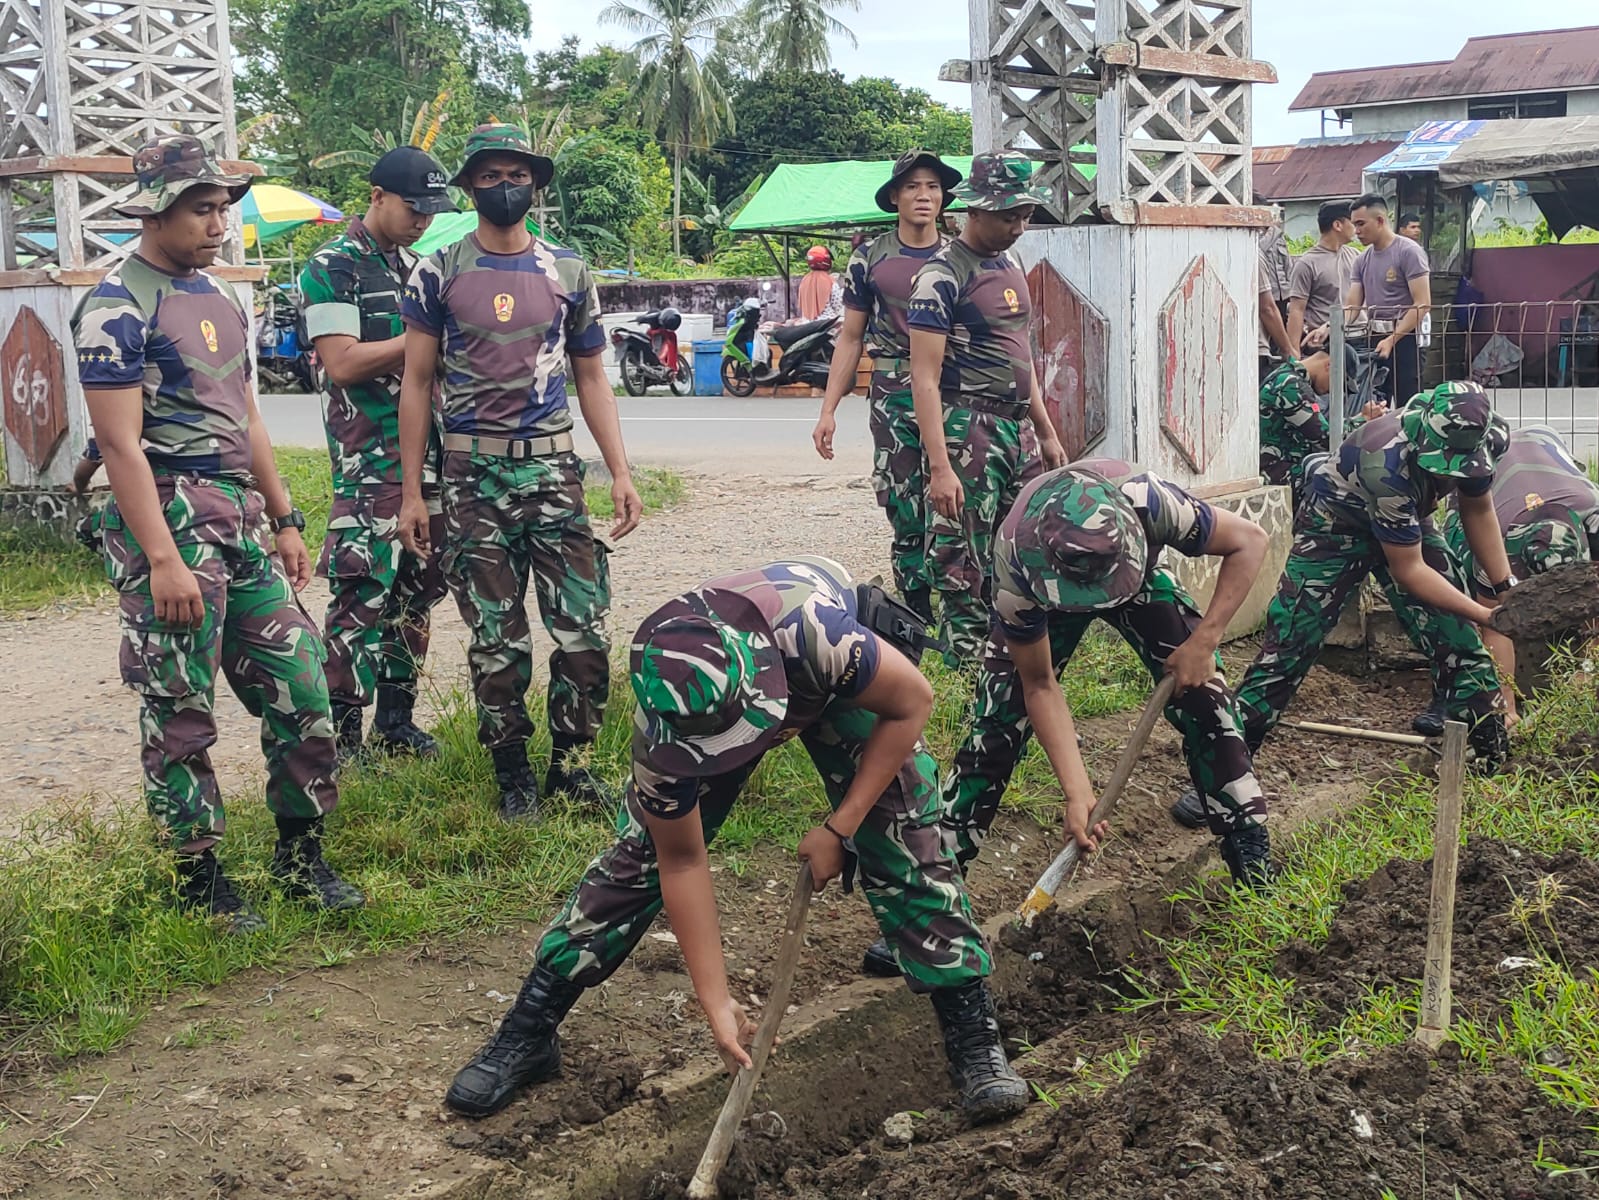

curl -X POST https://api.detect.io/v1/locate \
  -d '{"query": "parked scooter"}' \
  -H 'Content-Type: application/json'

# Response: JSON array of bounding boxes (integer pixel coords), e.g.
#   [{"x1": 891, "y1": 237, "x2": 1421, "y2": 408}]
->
[
  {"x1": 256, "y1": 286, "x2": 315, "y2": 393},
  {"x1": 719, "y1": 295, "x2": 837, "y2": 397},
  {"x1": 612, "y1": 307, "x2": 692, "y2": 396}
]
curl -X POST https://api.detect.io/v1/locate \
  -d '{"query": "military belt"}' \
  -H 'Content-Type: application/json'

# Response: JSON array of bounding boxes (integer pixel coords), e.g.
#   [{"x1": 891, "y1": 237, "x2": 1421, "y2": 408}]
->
[
  {"x1": 945, "y1": 394, "x2": 1030, "y2": 421},
  {"x1": 442, "y1": 431, "x2": 576, "y2": 459}
]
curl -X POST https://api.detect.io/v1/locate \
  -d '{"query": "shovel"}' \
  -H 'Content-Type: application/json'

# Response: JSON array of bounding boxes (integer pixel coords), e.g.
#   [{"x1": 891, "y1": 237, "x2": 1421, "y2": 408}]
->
[
  {"x1": 1489, "y1": 563, "x2": 1599, "y2": 643},
  {"x1": 686, "y1": 863, "x2": 816, "y2": 1199},
  {"x1": 1017, "y1": 674, "x2": 1178, "y2": 926}
]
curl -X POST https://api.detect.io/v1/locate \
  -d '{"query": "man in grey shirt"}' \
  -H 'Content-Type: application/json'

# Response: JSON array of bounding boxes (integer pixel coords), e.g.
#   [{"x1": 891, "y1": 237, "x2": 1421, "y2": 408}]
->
[
  {"x1": 1346, "y1": 192, "x2": 1430, "y2": 405},
  {"x1": 1287, "y1": 200, "x2": 1361, "y2": 353}
]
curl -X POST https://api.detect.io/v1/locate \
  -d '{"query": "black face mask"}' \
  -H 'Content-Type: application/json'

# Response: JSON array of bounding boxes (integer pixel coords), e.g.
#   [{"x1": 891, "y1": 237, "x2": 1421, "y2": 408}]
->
[{"x1": 473, "y1": 182, "x2": 534, "y2": 229}]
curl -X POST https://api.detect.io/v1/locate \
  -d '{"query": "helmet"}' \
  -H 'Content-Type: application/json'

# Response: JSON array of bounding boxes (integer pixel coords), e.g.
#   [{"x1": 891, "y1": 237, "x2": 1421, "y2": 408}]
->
[
  {"x1": 805, "y1": 245, "x2": 832, "y2": 270},
  {"x1": 742, "y1": 296, "x2": 763, "y2": 311},
  {"x1": 656, "y1": 306, "x2": 682, "y2": 331}
]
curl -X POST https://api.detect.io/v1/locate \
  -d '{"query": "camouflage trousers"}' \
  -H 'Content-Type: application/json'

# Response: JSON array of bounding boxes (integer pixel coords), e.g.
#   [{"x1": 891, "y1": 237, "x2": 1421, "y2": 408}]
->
[
  {"x1": 1236, "y1": 501, "x2": 1502, "y2": 748},
  {"x1": 441, "y1": 450, "x2": 609, "y2": 749},
  {"x1": 927, "y1": 400, "x2": 1042, "y2": 668},
  {"x1": 318, "y1": 485, "x2": 447, "y2": 707},
  {"x1": 99, "y1": 475, "x2": 337, "y2": 851},
  {"x1": 536, "y1": 700, "x2": 991, "y2": 993},
  {"x1": 945, "y1": 568, "x2": 1267, "y2": 853},
  {"x1": 868, "y1": 388, "x2": 929, "y2": 599}
]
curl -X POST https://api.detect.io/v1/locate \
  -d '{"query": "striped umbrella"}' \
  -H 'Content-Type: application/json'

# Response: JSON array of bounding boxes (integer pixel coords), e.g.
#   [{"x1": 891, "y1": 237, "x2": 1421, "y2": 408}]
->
[{"x1": 241, "y1": 184, "x2": 343, "y2": 248}]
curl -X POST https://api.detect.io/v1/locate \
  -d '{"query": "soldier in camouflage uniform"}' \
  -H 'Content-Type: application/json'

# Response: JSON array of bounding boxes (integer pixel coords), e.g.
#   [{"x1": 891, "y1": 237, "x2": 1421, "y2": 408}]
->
[
  {"x1": 72, "y1": 135, "x2": 363, "y2": 932},
  {"x1": 936, "y1": 461, "x2": 1277, "y2": 898},
  {"x1": 397, "y1": 125, "x2": 642, "y2": 820},
  {"x1": 1258, "y1": 360, "x2": 1331, "y2": 508},
  {"x1": 446, "y1": 558, "x2": 1031, "y2": 1124},
  {"x1": 1170, "y1": 384, "x2": 1517, "y2": 824},
  {"x1": 1402, "y1": 424, "x2": 1599, "y2": 730},
  {"x1": 909, "y1": 151, "x2": 1067, "y2": 667},
  {"x1": 299, "y1": 147, "x2": 455, "y2": 765},
  {"x1": 813, "y1": 150, "x2": 963, "y2": 620}
]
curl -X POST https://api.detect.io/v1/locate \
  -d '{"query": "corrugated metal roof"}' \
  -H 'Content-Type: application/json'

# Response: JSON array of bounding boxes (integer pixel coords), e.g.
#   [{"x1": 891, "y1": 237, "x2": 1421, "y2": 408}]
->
[
  {"x1": 1254, "y1": 139, "x2": 1401, "y2": 202},
  {"x1": 1291, "y1": 26, "x2": 1599, "y2": 112}
]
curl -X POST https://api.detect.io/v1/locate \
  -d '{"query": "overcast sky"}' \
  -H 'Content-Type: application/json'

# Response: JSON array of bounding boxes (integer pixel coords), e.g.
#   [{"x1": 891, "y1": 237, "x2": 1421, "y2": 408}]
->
[{"x1": 526, "y1": 0, "x2": 1588, "y2": 146}]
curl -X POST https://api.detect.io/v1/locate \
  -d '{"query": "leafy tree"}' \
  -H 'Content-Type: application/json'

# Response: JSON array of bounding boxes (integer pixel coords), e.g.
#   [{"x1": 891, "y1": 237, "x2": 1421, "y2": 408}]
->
[
  {"x1": 549, "y1": 134, "x2": 653, "y2": 261},
  {"x1": 601, "y1": 0, "x2": 737, "y2": 258},
  {"x1": 746, "y1": 0, "x2": 858, "y2": 74}
]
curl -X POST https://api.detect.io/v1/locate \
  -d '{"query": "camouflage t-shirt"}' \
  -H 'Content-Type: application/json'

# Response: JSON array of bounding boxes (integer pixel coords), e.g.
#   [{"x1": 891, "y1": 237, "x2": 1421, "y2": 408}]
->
[
  {"x1": 299, "y1": 216, "x2": 427, "y2": 493},
  {"x1": 401, "y1": 234, "x2": 606, "y2": 439},
  {"x1": 1444, "y1": 424, "x2": 1599, "y2": 578},
  {"x1": 1305, "y1": 412, "x2": 1492, "y2": 546},
  {"x1": 906, "y1": 237, "x2": 1034, "y2": 404},
  {"x1": 843, "y1": 230, "x2": 946, "y2": 399},
  {"x1": 1258, "y1": 361, "x2": 1327, "y2": 491},
  {"x1": 994, "y1": 458, "x2": 1216, "y2": 643},
  {"x1": 634, "y1": 556, "x2": 883, "y2": 817},
  {"x1": 72, "y1": 255, "x2": 252, "y2": 478}
]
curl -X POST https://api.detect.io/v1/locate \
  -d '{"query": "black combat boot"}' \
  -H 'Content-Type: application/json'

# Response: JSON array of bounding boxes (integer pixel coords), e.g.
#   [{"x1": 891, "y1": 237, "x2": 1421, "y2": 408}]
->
[
  {"x1": 175, "y1": 850, "x2": 266, "y2": 934},
  {"x1": 446, "y1": 966, "x2": 582, "y2": 1117},
  {"x1": 903, "y1": 586, "x2": 934, "y2": 625},
  {"x1": 1218, "y1": 824, "x2": 1277, "y2": 891},
  {"x1": 369, "y1": 682, "x2": 439, "y2": 758},
  {"x1": 1412, "y1": 694, "x2": 1448, "y2": 737},
  {"x1": 861, "y1": 937, "x2": 899, "y2": 978},
  {"x1": 331, "y1": 701, "x2": 364, "y2": 770},
  {"x1": 930, "y1": 980, "x2": 1030, "y2": 1123},
  {"x1": 544, "y1": 733, "x2": 613, "y2": 807},
  {"x1": 270, "y1": 817, "x2": 366, "y2": 911},
  {"x1": 1469, "y1": 711, "x2": 1509, "y2": 772},
  {"x1": 1169, "y1": 788, "x2": 1208, "y2": 830},
  {"x1": 492, "y1": 744, "x2": 540, "y2": 822}
]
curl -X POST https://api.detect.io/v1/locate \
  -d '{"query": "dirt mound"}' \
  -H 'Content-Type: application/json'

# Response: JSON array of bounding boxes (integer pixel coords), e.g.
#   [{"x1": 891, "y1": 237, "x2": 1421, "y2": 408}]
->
[
  {"x1": 1493, "y1": 564, "x2": 1599, "y2": 643},
  {"x1": 1277, "y1": 840, "x2": 1599, "y2": 1022},
  {"x1": 766, "y1": 1028, "x2": 1596, "y2": 1200}
]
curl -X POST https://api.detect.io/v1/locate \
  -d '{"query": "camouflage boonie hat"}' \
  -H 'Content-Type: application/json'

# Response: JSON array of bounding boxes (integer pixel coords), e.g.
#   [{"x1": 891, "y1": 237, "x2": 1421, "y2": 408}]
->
[
  {"x1": 450, "y1": 124, "x2": 554, "y2": 190},
  {"x1": 115, "y1": 134, "x2": 252, "y2": 218},
  {"x1": 874, "y1": 149, "x2": 963, "y2": 213},
  {"x1": 1506, "y1": 503, "x2": 1594, "y2": 575},
  {"x1": 1400, "y1": 381, "x2": 1510, "y2": 480},
  {"x1": 1008, "y1": 468, "x2": 1150, "y2": 611},
  {"x1": 951, "y1": 151, "x2": 1054, "y2": 212},
  {"x1": 629, "y1": 589, "x2": 788, "y2": 777}
]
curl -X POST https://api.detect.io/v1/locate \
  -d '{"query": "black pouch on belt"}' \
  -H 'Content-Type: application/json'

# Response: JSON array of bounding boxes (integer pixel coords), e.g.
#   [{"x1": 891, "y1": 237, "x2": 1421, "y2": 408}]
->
[{"x1": 855, "y1": 581, "x2": 946, "y2": 665}]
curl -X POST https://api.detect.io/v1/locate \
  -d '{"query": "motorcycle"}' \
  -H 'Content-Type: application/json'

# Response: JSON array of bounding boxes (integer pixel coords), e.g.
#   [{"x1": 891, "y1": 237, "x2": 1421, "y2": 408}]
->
[
  {"x1": 719, "y1": 296, "x2": 837, "y2": 397},
  {"x1": 256, "y1": 286, "x2": 316, "y2": 393},
  {"x1": 612, "y1": 307, "x2": 692, "y2": 396}
]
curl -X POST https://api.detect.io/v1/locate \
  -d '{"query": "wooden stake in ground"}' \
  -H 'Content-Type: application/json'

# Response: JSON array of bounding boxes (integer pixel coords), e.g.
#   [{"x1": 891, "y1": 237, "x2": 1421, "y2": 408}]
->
[
  {"x1": 1017, "y1": 675, "x2": 1177, "y2": 926},
  {"x1": 1416, "y1": 719, "x2": 1469, "y2": 1051},
  {"x1": 687, "y1": 863, "x2": 816, "y2": 1199}
]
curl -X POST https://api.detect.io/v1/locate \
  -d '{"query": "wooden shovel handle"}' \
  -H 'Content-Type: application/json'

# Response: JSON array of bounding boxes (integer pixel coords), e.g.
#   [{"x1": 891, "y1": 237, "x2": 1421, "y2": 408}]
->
[{"x1": 686, "y1": 863, "x2": 816, "y2": 1199}]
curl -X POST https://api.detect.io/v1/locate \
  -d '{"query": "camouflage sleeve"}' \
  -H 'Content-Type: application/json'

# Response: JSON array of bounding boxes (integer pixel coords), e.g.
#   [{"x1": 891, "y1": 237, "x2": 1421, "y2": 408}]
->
[
  {"x1": 793, "y1": 590, "x2": 880, "y2": 698},
  {"x1": 299, "y1": 249, "x2": 362, "y2": 341},
  {"x1": 841, "y1": 245, "x2": 872, "y2": 312},
  {"x1": 1458, "y1": 475, "x2": 1493, "y2": 500},
  {"x1": 564, "y1": 258, "x2": 606, "y2": 359},
  {"x1": 1124, "y1": 472, "x2": 1216, "y2": 557},
  {"x1": 401, "y1": 254, "x2": 446, "y2": 337},
  {"x1": 1359, "y1": 451, "x2": 1423, "y2": 546},
  {"x1": 72, "y1": 281, "x2": 148, "y2": 389},
  {"x1": 905, "y1": 258, "x2": 959, "y2": 334},
  {"x1": 631, "y1": 763, "x2": 703, "y2": 820},
  {"x1": 992, "y1": 540, "x2": 1049, "y2": 643}
]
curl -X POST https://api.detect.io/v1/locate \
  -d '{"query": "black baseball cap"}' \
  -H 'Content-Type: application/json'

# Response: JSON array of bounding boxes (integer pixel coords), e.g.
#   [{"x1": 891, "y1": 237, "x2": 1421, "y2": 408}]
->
[{"x1": 369, "y1": 147, "x2": 454, "y2": 215}]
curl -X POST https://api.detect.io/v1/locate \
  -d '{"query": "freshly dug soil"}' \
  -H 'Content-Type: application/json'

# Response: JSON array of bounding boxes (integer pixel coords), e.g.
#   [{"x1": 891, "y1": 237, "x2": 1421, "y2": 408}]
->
[
  {"x1": 1493, "y1": 564, "x2": 1599, "y2": 643},
  {"x1": 1278, "y1": 840, "x2": 1599, "y2": 1024},
  {"x1": 767, "y1": 1027, "x2": 1598, "y2": 1200}
]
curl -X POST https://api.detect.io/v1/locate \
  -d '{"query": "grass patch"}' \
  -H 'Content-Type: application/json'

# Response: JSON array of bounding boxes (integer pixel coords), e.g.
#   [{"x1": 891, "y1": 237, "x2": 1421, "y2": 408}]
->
[
  {"x1": 1, "y1": 448, "x2": 687, "y2": 613},
  {"x1": 1138, "y1": 651, "x2": 1599, "y2": 1117}
]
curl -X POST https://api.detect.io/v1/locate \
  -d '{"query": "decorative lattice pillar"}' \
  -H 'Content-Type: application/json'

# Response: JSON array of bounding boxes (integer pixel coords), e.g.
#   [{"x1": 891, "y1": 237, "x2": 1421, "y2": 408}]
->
[{"x1": 0, "y1": 1, "x2": 259, "y2": 488}]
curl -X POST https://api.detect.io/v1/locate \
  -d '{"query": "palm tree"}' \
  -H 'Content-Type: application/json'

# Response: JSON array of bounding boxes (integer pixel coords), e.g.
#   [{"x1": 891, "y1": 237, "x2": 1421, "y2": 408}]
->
[
  {"x1": 601, "y1": 0, "x2": 736, "y2": 258},
  {"x1": 748, "y1": 0, "x2": 859, "y2": 74}
]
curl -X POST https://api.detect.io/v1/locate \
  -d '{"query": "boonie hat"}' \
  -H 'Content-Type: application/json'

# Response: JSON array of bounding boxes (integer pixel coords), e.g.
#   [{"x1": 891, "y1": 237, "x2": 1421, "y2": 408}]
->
[
  {"x1": 875, "y1": 149, "x2": 963, "y2": 213},
  {"x1": 451, "y1": 124, "x2": 554, "y2": 191},
  {"x1": 115, "y1": 134, "x2": 252, "y2": 218},
  {"x1": 951, "y1": 151, "x2": 1054, "y2": 213},
  {"x1": 1506, "y1": 503, "x2": 1593, "y2": 575},
  {"x1": 629, "y1": 589, "x2": 788, "y2": 777},
  {"x1": 1001, "y1": 467, "x2": 1150, "y2": 612},
  {"x1": 1400, "y1": 381, "x2": 1511, "y2": 480}
]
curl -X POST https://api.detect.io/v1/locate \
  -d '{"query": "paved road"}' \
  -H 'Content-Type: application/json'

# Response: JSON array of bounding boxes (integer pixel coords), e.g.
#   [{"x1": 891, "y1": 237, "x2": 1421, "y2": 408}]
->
[{"x1": 258, "y1": 392, "x2": 874, "y2": 477}]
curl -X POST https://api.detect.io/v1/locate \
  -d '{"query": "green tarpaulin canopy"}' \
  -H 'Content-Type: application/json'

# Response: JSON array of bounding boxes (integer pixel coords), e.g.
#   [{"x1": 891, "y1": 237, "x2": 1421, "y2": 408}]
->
[
  {"x1": 729, "y1": 152, "x2": 1096, "y2": 235},
  {"x1": 410, "y1": 211, "x2": 559, "y2": 255}
]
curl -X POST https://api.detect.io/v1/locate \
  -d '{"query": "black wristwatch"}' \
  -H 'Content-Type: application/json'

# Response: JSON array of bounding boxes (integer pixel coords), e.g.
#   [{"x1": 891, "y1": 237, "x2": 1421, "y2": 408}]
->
[
  {"x1": 1477, "y1": 574, "x2": 1518, "y2": 598},
  {"x1": 271, "y1": 508, "x2": 307, "y2": 534}
]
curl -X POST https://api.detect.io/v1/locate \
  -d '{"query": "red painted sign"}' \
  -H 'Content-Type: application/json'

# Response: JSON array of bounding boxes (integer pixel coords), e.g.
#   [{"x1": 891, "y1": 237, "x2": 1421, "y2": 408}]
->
[
  {"x1": 1158, "y1": 256, "x2": 1238, "y2": 473},
  {"x1": 1027, "y1": 260, "x2": 1108, "y2": 460},
  {"x1": 2, "y1": 307, "x2": 69, "y2": 474}
]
